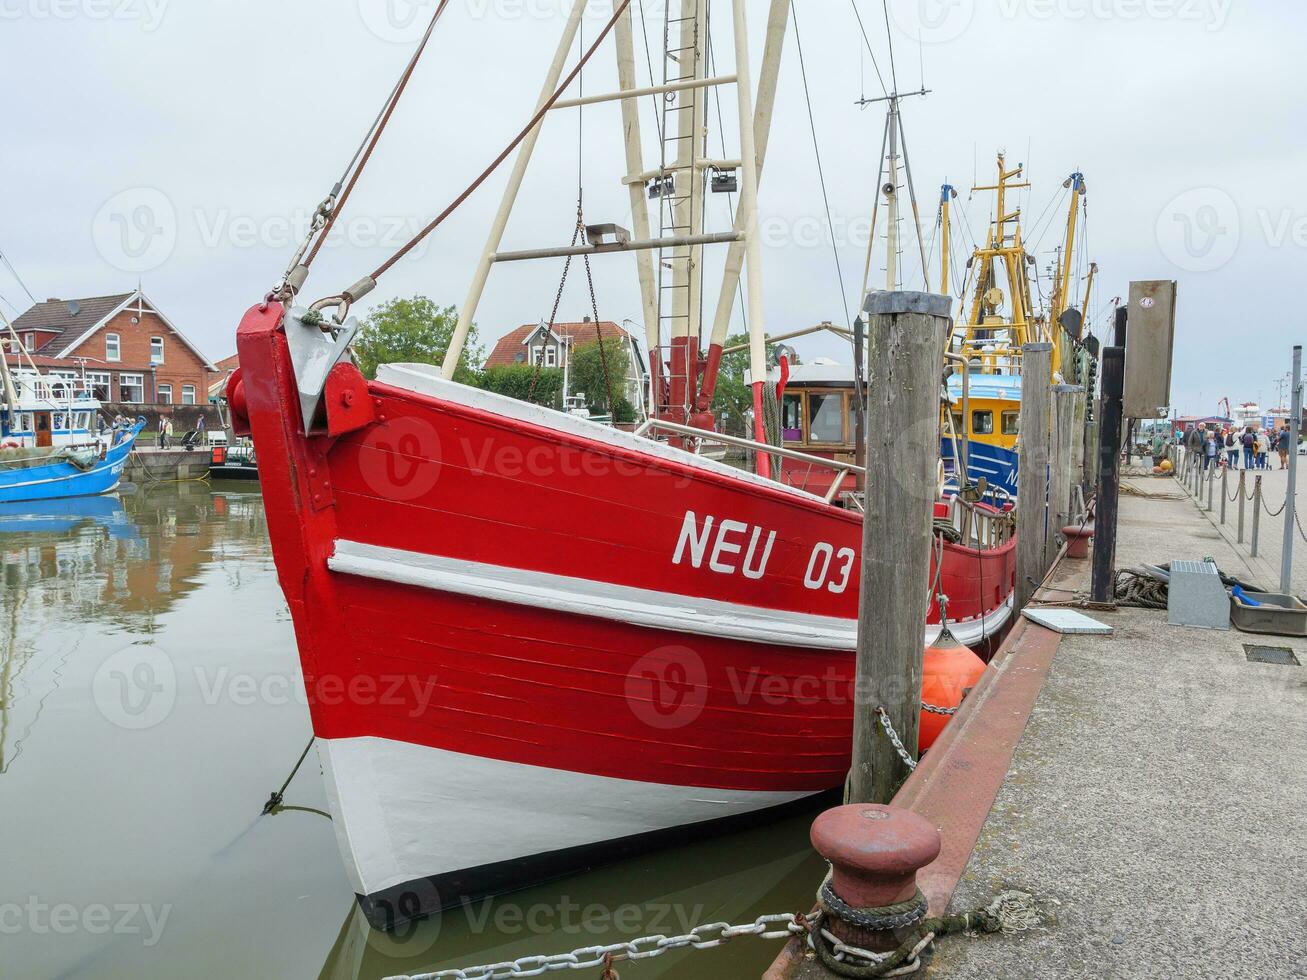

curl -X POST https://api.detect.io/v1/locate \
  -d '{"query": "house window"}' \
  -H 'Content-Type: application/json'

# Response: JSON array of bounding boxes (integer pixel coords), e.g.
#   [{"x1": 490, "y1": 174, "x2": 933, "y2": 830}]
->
[
  {"x1": 119, "y1": 374, "x2": 145, "y2": 403},
  {"x1": 972, "y1": 410, "x2": 994, "y2": 435},
  {"x1": 106, "y1": 333, "x2": 121, "y2": 362},
  {"x1": 86, "y1": 372, "x2": 111, "y2": 401},
  {"x1": 1001, "y1": 410, "x2": 1020, "y2": 435},
  {"x1": 24, "y1": 332, "x2": 35, "y2": 351},
  {"x1": 808, "y1": 392, "x2": 846, "y2": 444},
  {"x1": 157, "y1": 384, "x2": 173, "y2": 405},
  {"x1": 544, "y1": 345, "x2": 558, "y2": 367},
  {"x1": 182, "y1": 384, "x2": 196, "y2": 406},
  {"x1": 150, "y1": 337, "x2": 165, "y2": 364}
]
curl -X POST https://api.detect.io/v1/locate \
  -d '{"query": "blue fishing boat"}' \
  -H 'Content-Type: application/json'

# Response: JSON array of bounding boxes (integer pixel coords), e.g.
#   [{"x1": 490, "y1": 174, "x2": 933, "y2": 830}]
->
[{"x1": 0, "y1": 363, "x2": 144, "y2": 503}]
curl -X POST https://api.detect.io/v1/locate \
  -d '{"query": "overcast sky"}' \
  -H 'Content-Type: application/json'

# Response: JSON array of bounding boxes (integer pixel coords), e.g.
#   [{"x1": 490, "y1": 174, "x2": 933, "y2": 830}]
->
[{"x1": 1, "y1": 0, "x2": 1303, "y2": 415}]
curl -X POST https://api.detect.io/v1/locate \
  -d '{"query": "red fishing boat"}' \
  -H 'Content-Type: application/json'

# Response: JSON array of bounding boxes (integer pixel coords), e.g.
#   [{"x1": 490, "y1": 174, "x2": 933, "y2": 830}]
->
[{"x1": 231, "y1": 1, "x2": 1017, "y2": 929}]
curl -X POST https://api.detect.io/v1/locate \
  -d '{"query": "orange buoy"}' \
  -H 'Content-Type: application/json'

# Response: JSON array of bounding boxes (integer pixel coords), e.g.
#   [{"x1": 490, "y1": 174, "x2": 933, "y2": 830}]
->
[{"x1": 919, "y1": 627, "x2": 987, "y2": 750}]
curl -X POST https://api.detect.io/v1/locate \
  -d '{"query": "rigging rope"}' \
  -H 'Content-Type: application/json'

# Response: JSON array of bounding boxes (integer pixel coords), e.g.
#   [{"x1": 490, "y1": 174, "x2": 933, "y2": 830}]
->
[
  {"x1": 365, "y1": 0, "x2": 633, "y2": 284},
  {"x1": 792, "y1": 1, "x2": 852, "y2": 329},
  {"x1": 302, "y1": 0, "x2": 452, "y2": 272}
]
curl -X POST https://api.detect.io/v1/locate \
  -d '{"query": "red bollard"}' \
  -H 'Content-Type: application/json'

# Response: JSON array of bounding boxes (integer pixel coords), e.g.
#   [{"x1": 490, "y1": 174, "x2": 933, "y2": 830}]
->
[
  {"x1": 1061, "y1": 523, "x2": 1094, "y2": 559},
  {"x1": 810, "y1": 805, "x2": 941, "y2": 954}
]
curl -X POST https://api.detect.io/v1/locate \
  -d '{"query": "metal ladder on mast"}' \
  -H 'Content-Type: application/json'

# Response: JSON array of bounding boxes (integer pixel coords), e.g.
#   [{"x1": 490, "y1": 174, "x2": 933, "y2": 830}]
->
[{"x1": 654, "y1": 0, "x2": 705, "y2": 412}]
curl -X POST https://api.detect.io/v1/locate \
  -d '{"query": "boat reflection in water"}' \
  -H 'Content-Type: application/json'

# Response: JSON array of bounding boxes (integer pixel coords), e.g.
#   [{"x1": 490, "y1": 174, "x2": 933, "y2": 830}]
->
[{"x1": 316, "y1": 809, "x2": 824, "y2": 980}]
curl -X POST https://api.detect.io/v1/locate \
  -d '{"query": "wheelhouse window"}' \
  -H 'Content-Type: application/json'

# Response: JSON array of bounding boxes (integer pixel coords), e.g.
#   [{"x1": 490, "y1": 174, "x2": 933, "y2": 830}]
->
[
  {"x1": 106, "y1": 333, "x2": 121, "y2": 362},
  {"x1": 781, "y1": 393, "x2": 803, "y2": 442},
  {"x1": 150, "y1": 336, "x2": 165, "y2": 364},
  {"x1": 157, "y1": 384, "x2": 173, "y2": 405},
  {"x1": 182, "y1": 384, "x2": 196, "y2": 406},
  {"x1": 808, "y1": 392, "x2": 846, "y2": 444},
  {"x1": 1001, "y1": 410, "x2": 1019, "y2": 435},
  {"x1": 86, "y1": 372, "x2": 111, "y2": 401},
  {"x1": 972, "y1": 410, "x2": 994, "y2": 435},
  {"x1": 118, "y1": 374, "x2": 145, "y2": 403}
]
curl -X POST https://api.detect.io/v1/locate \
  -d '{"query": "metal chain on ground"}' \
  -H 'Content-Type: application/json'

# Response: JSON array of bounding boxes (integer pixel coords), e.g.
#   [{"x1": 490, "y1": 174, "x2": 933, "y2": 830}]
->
[
  {"x1": 385, "y1": 914, "x2": 809, "y2": 980},
  {"x1": 876, "y1": 707, "x2": 917, "y2": 772},
  {"x1": 810, "y1": 889, "x2": 1039, "y2": 978}
]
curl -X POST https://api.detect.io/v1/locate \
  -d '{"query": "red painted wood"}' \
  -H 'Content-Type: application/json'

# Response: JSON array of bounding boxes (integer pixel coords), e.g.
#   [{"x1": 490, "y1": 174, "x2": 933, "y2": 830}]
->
[{"x1": 237, "y1": 301, "x2": 1017, "y2": 794}]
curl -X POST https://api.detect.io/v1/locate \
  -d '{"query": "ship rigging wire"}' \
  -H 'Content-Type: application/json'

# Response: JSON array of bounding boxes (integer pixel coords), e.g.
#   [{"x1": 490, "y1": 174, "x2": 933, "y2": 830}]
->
[
  {"x1": 303, "y1": 0, "x2": 452, "y2": 272},
  {"x1": 361, "y1": 1, "x2": 634, "y2": 287},
  {"x1": 792, "y1": 0, "x2": 852, "y2": 329},
  {"x1": 0, "y1": 246, "x2": 38, "y2": 306},
  {"x1": 848, "y1": 0, "x2": 890, "y2": 99}
]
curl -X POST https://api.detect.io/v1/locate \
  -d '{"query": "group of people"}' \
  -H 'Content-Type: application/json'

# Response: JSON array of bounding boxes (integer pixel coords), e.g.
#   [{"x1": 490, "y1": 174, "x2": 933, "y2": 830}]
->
[
  {"x1": 156, "y1": 414, "x2": 205, "y2": 450},
  {"x1": 1185, "y1": 424, "x2": 1295, "y2": 471}
]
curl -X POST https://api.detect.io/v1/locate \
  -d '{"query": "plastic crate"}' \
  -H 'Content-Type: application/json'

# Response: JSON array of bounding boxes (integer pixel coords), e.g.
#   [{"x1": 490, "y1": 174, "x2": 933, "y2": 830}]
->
[{"x1": 1229, "y1": 591, "x2": 1307, "y2": 637}]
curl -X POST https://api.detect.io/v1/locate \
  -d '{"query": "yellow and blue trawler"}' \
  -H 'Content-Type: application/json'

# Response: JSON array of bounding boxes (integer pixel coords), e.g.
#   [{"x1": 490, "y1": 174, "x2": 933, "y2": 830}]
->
[{"x1": 940, "y1": 153, "x2": 1097, "y2": 500}]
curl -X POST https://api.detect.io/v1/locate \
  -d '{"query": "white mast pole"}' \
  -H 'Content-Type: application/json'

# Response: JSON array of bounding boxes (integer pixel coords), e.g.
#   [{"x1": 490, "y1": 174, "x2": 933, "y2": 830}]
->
[
  {"x1": 442, "y1": 0, "x2": 588, "y2": 380},
  {"x1": 731, "y1": 0, "x2": 770, "y2": 473},
  {"x1": 704, "y1": 0, "x2": 789, "y2": 355},
  {"x1": 884, "y1": 97, "x2": 900, "y2": 290},
  {"x1": 613, "y1": 5, "x2": 660, "y2": 359}
]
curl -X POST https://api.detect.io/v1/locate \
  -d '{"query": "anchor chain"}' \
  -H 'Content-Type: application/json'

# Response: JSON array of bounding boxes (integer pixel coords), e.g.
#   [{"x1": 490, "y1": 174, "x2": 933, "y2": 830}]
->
[{"x1": 385, "y1": 913, "x2": 809, "y2": 980}]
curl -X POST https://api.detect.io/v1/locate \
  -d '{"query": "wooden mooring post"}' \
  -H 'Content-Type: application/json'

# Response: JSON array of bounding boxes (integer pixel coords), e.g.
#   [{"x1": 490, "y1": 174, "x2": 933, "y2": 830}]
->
[
  {"x1": 849, "y1": 291, "x2": 950, "y2": 805},
  {"x1": 1015, "y1": 343, "x2": 1053, "y2": 612},
  {"x1": 1048, "y1": 384, "x2": 1084, "y2": 563}
]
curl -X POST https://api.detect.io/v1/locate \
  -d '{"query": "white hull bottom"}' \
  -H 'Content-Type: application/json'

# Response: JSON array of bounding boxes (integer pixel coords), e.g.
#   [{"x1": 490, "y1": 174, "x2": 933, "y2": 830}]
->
[{"x1": 317, "y1": 737, "x2": 817, "y2": 926}]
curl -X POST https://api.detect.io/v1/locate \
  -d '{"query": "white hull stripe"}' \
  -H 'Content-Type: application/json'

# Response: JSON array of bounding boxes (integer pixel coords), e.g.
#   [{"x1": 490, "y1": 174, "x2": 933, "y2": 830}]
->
[
  {"x1": 328, "y1": 540, "x2": 1013, "y2": 650},
  {"x1": 317, "y1": 736, "x2": 813, "y2": 897}
]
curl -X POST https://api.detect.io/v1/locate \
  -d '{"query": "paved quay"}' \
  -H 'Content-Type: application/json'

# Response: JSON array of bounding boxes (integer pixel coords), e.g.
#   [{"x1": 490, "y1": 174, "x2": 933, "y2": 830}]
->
[{"x1": 774, "y1": 478, "x2": 1307, "y2": 980}]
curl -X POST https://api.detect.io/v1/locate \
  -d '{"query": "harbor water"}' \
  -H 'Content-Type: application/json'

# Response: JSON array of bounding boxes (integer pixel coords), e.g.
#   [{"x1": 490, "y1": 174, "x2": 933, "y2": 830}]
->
[{"x1": 0, "y1": 483, "x2": 824, "y2": 979}]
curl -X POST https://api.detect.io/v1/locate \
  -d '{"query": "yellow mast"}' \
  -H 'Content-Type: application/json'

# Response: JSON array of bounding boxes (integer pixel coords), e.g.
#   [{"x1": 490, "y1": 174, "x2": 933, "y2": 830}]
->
[
  {"x1": 957, "y1": 153, "x2": 1034, "y2": 373},
  {"x1": 1048, "y1": 172, "x2": 1086, "y2": 377}
]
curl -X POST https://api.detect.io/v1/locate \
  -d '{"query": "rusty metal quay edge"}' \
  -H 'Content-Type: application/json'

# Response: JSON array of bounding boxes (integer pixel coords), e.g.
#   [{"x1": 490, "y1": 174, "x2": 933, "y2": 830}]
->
[{"x1": 763, "y1": 570, "x2": 1070, "y2": 980}]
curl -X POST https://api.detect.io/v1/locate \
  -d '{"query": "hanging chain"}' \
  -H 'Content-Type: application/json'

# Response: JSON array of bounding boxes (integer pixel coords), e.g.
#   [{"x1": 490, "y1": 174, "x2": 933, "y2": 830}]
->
[
  {"x1": 877, "y1": 707, "x2": 917, "y2": 772},
  {"x1": 384, "y1": 914, "x2": 808, "y2": 980}
]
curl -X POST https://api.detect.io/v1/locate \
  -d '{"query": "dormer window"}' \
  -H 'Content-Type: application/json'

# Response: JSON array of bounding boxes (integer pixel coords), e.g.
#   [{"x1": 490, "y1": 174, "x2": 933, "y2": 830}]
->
[
  {"x1": 23, "y1": 332, "x2": 35, "y2": 351},
  {"x1": 106, "y1": 333, "x2": 121, "y2": 362}
]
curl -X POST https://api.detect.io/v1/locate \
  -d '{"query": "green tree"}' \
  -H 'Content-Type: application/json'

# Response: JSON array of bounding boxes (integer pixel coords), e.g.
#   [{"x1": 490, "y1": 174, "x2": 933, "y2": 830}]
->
[
  {"x1": 570, "y1": 337, "x2": 629, "y2": 415},
  {"x1": 353, "y1": 296, "x2": 483, "y2": 383},
  {"x1": 710, "y1": 333, "x2": 801, "y2": 435},
  {"x1": 479, "y1": 363, "x2": 565, "y2": 408}
]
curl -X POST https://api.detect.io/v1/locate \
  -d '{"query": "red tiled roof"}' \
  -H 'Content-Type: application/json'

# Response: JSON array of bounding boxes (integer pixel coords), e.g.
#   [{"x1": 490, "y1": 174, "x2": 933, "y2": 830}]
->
[
  {"x1": 10, "y1": 293, "x2": 135, "y2": 354},
  {"x1": 484, "y1": 320, "x2": 629, "y2": 369},
  {"x1": 215, "y1": 353, "x2": 239, "y2": 371}
]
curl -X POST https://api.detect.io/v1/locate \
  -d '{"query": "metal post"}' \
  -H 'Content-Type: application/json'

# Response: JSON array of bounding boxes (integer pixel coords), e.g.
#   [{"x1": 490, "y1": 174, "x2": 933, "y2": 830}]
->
[
  {"x1": 1015, "y1": 343, "x2": 1054, "y2": 612},
  {"x1": 1207, "y1": 458, "x2": 1215, "y2": 511},
  {"x1": 1252, "y1": 475, "x2": 1262, "y2": 558},
  {"x1": 1090, "y1": 346, "x2": 1125, "y2": 603},
  {"x1": 1238, "y1": 469, "x2": 1247, "y2": 543},
  {"x1": 1220, "y1": 465, "x2": 1228, "y2": 524},
  {"x1": 1281, "y1": 345, "x2": 1302, "y2": 594},
  {"x1": 613, "y1": 5, "x2": 660, "y2": 358},
  {"x1": 849, "y1": 291, "x2": 950, "y2": 805},
  {"x1": 1047, "y1": 384, "x2": 1082, "y2": 567},
  {"x1": 704, "y1": 0, "x2": 789, "y2": 357},
  {"x1": 444, "y1": 0, "x2": 587, "y2": 379}
]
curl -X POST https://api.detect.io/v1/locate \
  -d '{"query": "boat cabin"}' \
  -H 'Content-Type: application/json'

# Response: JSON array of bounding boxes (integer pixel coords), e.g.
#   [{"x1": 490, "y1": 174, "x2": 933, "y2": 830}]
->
[{"x1": 1, "y1": 370, "x2": 103, "y2": 450}]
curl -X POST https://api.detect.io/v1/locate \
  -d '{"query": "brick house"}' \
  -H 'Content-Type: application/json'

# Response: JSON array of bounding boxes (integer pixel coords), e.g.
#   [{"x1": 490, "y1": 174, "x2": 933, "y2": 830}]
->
[
  {"x1": 4, "y1": 289, "x2": 218, "y2": 410},
  {"x1": 485, "y1": 317, "x2": 634, "y2": 371}
]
